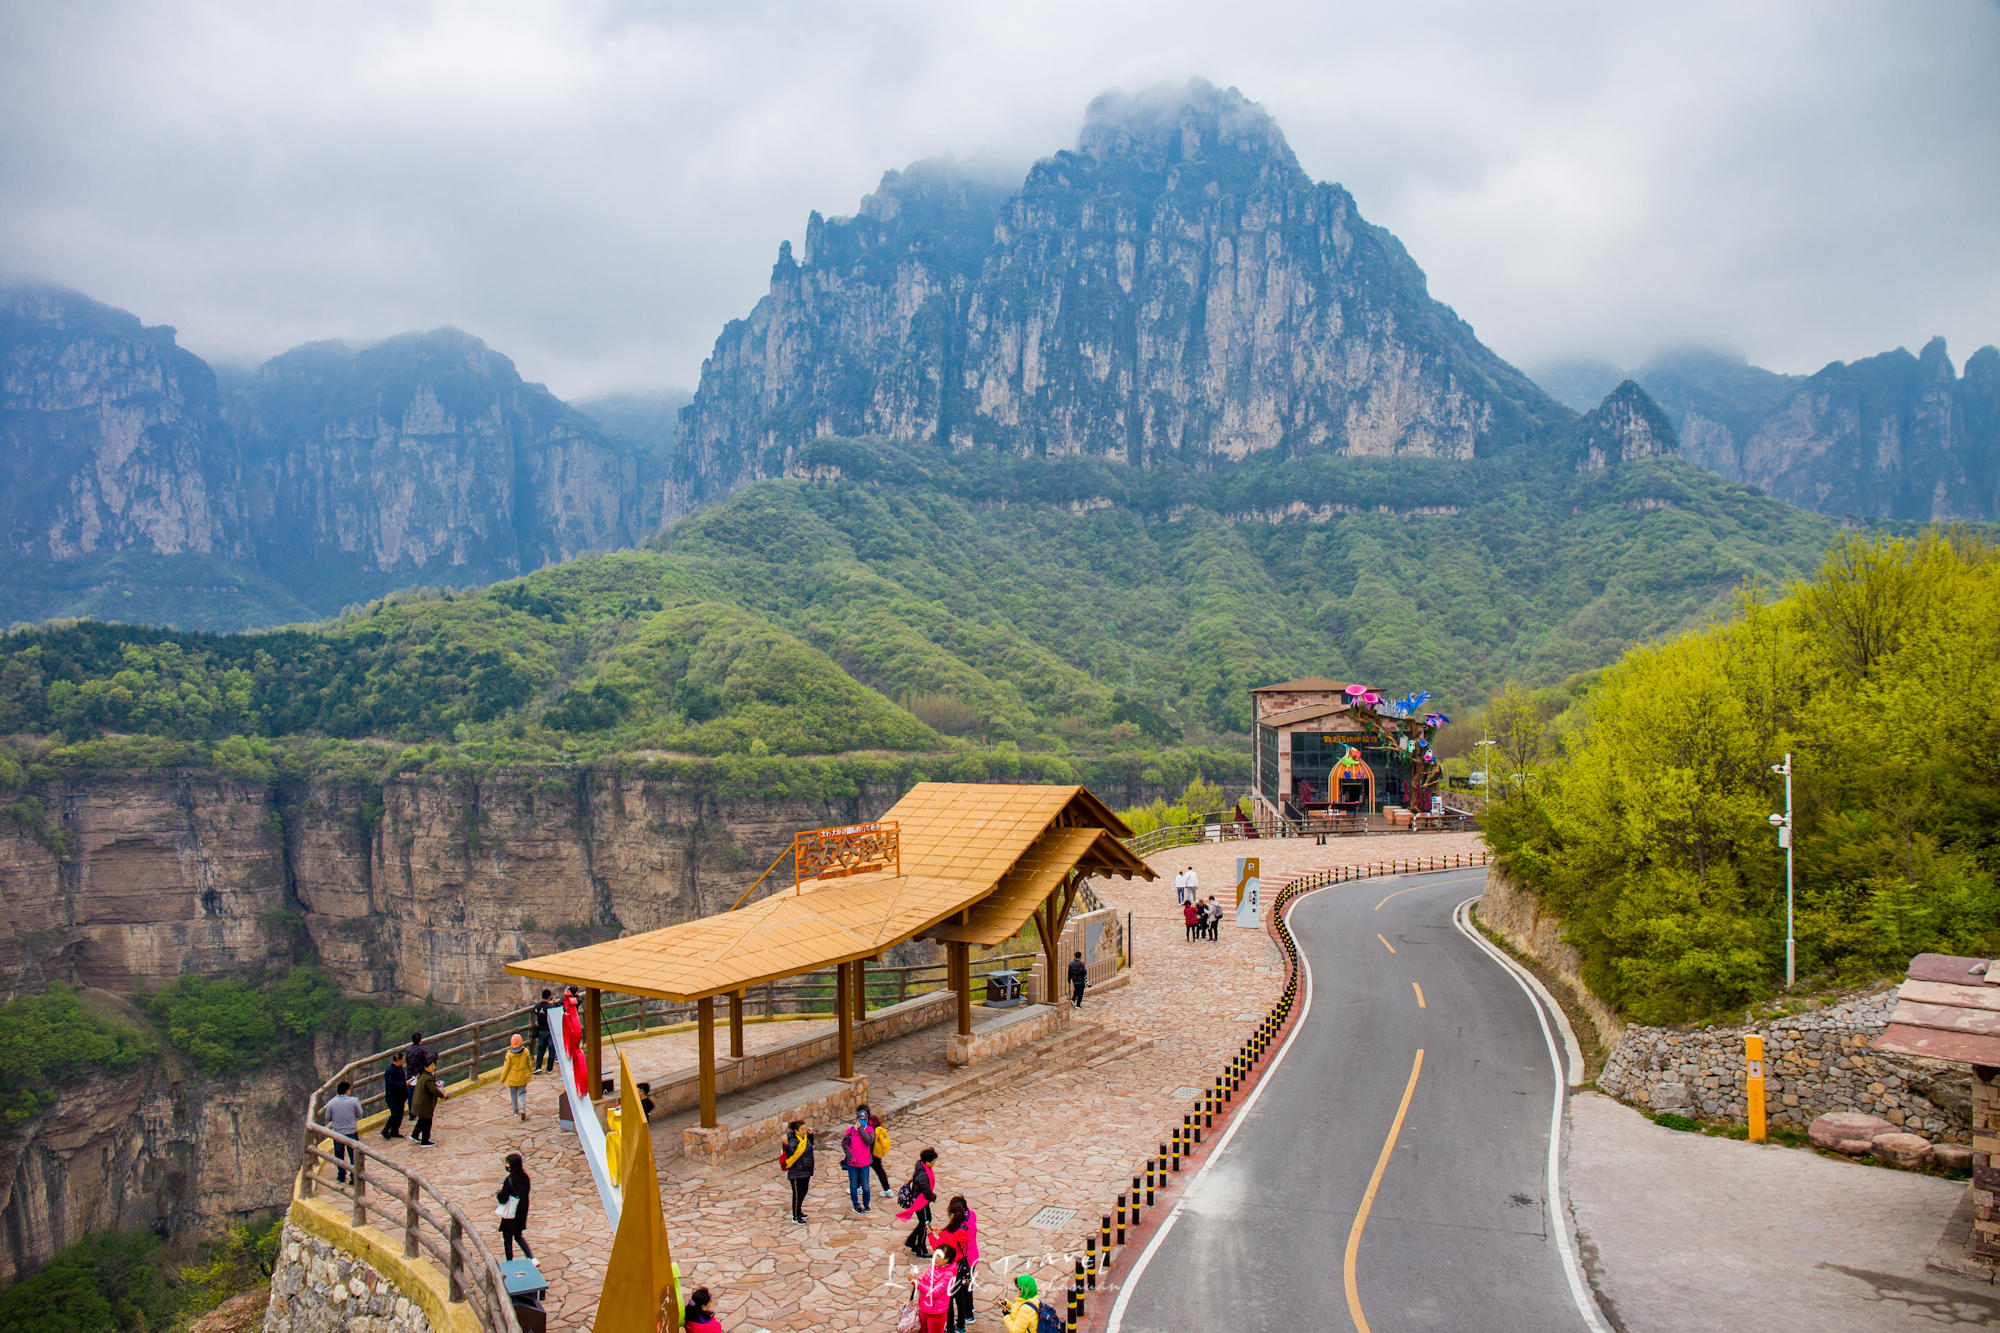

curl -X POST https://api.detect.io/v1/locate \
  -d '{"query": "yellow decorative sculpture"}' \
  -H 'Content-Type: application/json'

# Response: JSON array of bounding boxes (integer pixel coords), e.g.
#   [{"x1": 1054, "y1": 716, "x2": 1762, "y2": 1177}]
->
[
  {"x1": 595, "y1": 1051, "x2": 679, "y2": 1333},
  {"x1": 604, "y1": 1106, "x2": 624, "y2": 1186}
]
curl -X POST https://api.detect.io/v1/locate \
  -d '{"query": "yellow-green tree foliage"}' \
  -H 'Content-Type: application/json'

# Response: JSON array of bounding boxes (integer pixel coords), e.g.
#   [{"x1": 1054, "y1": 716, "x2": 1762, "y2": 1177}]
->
[{"x1": 1486, "y1": 530, "x2": 2000, "y2": 1023}]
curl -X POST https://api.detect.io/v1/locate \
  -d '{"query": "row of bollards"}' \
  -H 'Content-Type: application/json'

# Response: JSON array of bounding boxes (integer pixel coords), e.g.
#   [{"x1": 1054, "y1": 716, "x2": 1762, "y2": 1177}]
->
[{"x1": 1063, "y1": 870, "x2": 1330, "y2": 1331}]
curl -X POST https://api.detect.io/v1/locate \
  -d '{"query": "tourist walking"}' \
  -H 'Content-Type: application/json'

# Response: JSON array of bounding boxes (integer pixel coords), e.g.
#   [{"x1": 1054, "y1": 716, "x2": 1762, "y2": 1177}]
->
[
  {"x1": 934, "y1": 1196, "x2": 979, "y2": 1333},
  {"x1": 898, "y1": 1147, "x2": 939, "y2": 1255},
  {"x1": 860, "y1": 1104, "x2": 892, "y2": 1194},
  {"x1": 1173, "y1": 867, "x2": 1189, "y2": 905},
  {"x1": 1182, "y1": 899, "x2": 1199, "y2": 942},
  {"x1": 501, "y1": 1034, "x2": 531, "y2": 1121},
  {"x1": 1067, "y1": 952, "x2": 1088, "y2": 1008},
  {"x1": 495, "y1": 1152, "x2": 532, "y2": 1260},
  {"x1": 323, "y1": 1081, "x2": 363, "y2": 1183},
  {"x1": 405, "y1": 1031, "x2": 433, "y2": 1076},
  {"x1": 530, "y1": 990, "x2": 556, "y2": 1073},
  {"x1": 1184, "y1": 864, "x2": 1199, "y2": 904},
  {"x1": 1206, "y1": 895, "x2": 1222, "y2": 940},
  {"x1": 781, "y1": 1120, "x2": 815, "y2": 1224},
  {"x1": 995, "y1": 1275, "x2": 1045, "y2": 1333},
  {"x1": 381, "y1": 1052, "x2": 408, "y2": 1139},
  {"x1": 681, "y1": 1288, "x2": 721, "y2": 1333},
  {"x1": 410, "y1": 1058, "x2": 447, "y2": 1146},
  {"x1": 840, "y1": 1108, "x2": 874, "y2": 1212}
]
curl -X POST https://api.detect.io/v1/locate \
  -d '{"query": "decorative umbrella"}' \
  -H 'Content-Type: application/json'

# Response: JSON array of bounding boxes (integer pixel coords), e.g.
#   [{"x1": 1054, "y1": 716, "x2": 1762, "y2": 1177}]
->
[{"x1": 1344, "y1": 684, "x2": 1368, "y2": 697}]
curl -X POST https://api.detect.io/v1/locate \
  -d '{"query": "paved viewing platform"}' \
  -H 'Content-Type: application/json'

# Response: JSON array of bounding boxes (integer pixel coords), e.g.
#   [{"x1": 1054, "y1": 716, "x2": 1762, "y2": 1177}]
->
[{"x1": 347, "y1": 829, "x2": 1484, "y2": 1331}]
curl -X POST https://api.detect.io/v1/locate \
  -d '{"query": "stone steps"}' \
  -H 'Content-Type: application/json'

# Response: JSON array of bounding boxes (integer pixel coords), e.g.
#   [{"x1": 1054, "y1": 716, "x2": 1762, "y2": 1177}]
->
[{"x1": 887, "y1": 1019, "x2": 1150, "y2": 1119}]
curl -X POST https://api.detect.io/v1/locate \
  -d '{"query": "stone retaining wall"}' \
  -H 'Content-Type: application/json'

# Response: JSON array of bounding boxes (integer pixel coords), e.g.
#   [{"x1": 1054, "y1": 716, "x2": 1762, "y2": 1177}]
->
[
  {"x1": 1596, "y1": 989, "x2": 1973, "y2": 1141},
  {"x1": 264, "y1": 1219, "x2": 444, "y2": 1333},
  {"x1": 946, "y1": 1003, "x2": 1068, "y2": 1066}
]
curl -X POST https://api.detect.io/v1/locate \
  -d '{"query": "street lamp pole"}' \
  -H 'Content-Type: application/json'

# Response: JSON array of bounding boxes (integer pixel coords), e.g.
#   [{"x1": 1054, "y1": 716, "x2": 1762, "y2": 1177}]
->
[{"x1": 1769, "y1": 754, "x2": 1795, "y2": 988}]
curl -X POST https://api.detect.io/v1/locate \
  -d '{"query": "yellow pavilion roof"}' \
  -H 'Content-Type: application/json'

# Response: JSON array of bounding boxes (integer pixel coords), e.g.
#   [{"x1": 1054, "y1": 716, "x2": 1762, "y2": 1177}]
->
[{"x1": 505, "y1": 783, "x2": 1152, "y2": 1001}]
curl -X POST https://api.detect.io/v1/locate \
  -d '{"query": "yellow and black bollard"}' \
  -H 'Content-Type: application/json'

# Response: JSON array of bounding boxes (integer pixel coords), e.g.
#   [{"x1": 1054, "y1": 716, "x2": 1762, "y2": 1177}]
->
[
  {"x1": 1086, "y1": 1234, "x2": 1097, "y2": 1290},
  {"x1": 1101, "y1": 1214, "x2": 1113, "y2": 1271}
]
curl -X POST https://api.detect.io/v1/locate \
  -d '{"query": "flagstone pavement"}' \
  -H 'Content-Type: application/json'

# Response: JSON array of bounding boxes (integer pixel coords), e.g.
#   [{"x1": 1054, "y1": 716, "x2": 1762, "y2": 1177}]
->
[{"x1": 354, "y1": 829, "x2": 1484, "y2": 1331}]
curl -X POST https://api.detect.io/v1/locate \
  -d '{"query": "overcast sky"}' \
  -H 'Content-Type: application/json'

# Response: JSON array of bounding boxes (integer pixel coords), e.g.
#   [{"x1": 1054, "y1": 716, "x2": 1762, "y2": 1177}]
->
[{"x1": 3, "y1": 0, "x2": 1996, "y2": 399}]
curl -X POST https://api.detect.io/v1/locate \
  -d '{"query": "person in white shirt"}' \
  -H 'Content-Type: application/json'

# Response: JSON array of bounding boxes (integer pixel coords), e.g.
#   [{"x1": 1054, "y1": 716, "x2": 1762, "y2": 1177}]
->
[
  {"x1": 1185, "y1": 866, "x2": 1200, "y2": 904},
  {"x1": 1173, "y1": 868, "x2": 1189, "y2": 904}
]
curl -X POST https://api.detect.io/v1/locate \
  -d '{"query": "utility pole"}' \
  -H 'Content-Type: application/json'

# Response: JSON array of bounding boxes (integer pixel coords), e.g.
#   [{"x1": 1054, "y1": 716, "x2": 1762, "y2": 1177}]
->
[{"x1": 1768, "y1": 754, "x2": 1795, "y2": 987}]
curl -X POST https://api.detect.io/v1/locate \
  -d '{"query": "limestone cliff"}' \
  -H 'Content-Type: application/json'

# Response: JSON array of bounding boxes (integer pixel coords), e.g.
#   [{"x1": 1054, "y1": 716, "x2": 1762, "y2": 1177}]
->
[
  {"x1": 0, "y1": 289, "x2": 660, "y2": 629},
  {"x1": 674, "y1": 81, "x2": 1567, "y2": 517},
  {"x1": 1573, "y1": 380, "x2": 1678, "y2": 472},
  {"x1": 1, "y1": 770, "x2": 896, "y2": 1010},
  {"x1": 1570, "y1": 342, "x2": 2000, "y2": 521}
]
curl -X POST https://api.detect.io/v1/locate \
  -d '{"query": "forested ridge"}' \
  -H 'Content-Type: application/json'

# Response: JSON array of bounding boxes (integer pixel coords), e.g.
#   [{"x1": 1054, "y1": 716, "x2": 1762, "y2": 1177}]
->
[
  {"x1": 1485, "y1": 529, "x2": 2000, "y2": 1022},
  {"x1": 0, "y1": 434, "x2": 1839, "y2": 805}
]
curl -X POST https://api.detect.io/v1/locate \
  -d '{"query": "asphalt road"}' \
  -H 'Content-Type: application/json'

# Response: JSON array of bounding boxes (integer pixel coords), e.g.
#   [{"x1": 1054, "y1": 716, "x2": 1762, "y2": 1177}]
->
[{"x1": 1110, "y1": 867, "x2": 1598, "y2": 1333}]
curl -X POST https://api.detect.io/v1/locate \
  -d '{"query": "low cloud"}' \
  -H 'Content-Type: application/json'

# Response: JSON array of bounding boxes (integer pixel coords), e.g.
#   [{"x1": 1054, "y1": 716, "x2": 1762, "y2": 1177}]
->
[{"x1": 3, "y1": 0, "x2": 1995, "y2": 397}]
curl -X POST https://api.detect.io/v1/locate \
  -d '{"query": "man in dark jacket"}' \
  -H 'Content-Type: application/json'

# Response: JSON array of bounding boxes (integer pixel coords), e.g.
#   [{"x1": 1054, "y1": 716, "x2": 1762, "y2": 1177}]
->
[
  {"x1": 381, "y1": 1052, "x2": 409, "y2": 1139},
  {"x1": 405, "y1": 1031, "x2": 434, "y2": 1077},
  {"x1": 1068, "y1": 952, "x2": 1088, "y2": 1008},
  {"x1": 530, "y1": 990, "x2": 556, "y2": 1073}
]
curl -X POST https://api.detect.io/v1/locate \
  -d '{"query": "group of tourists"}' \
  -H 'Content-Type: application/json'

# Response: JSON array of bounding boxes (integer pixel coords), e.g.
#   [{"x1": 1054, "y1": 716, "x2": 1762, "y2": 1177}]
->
[
  {"x1": 1174, "y1": 865, "x2": 1224, "y2": 941},
  {"x1": 780, "y1": 1110, "x2": 1015, "y2": 1332}
]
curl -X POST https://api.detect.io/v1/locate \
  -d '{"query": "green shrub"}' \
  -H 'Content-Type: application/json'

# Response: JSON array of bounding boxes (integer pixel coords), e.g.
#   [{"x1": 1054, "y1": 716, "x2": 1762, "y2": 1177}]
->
[
  {"x1": 0, "y1": 1228, "x2": 181, "y2": 1333},
  {"x1": 145, "y1": 967, "x2": 457, "y2": 1076},
  {"x1": 0, "y1": 985, "x2": 154, "y2": 1124},
  {"x1": 1651, "y1": 1112, "x2": 1701, "y2": 1132}
]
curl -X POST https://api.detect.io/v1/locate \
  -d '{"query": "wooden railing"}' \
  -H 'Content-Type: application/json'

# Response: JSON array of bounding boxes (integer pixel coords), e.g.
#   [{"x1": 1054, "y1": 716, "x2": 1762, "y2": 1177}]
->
[
  {"x1": 296, "y1": 1127, "x2": 517, "y2": 1333},
  {"x1": 1119, "y1": 807, "x2": 1481, "y2": 858}
]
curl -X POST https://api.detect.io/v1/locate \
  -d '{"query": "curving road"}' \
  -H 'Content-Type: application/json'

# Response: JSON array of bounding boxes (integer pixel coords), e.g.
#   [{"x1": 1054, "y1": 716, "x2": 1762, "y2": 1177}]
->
[{"x1": 1110, "y1": 867, "x2": 1605, "y2": 1333}]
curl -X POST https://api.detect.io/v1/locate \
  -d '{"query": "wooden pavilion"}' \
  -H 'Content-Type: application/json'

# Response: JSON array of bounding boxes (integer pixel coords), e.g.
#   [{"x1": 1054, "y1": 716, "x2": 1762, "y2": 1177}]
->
[{"x1": 506, "y1": 783, "x2": 1153, "y2": 1129}]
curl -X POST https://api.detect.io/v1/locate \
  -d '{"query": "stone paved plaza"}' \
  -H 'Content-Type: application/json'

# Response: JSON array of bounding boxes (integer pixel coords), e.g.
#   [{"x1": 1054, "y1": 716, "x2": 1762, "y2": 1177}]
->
[{"x1": 345, "y1": 829, "x2": 1483, "y2": 1331}]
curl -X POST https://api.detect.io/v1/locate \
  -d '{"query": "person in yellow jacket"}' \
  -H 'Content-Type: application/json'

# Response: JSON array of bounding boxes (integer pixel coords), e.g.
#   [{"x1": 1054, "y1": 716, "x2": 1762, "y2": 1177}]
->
[
  {"x1": 994, "y1": 1274, "x2": 1045, "y2": 1333},
  {"x1": 501, "y1": 1034, "x2": 532, "y2": 1121}
]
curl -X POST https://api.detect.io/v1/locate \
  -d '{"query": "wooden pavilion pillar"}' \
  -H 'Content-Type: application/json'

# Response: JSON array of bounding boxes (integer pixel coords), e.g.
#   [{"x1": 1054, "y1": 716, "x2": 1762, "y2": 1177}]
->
[
  {"x1": 584, "y1": 988, "x2": 603, "y2": 1097},
  {"x1": 728, "y1": 989, "x2": 746, "y2": 1060},
  {"x1": 696, "y1": 997, "x2": 717, "y2": 1129},
  {"x1": 950, "y1": 940, "x2": 972, "y2": 1037},
  {"x1": 1034, "y1": 871, "x2": 1082, "y2": 1006},
  {"x1": 836, "y1": 962, "x2": 855, "y2": 1079},
  {"x1": 853, "y1": 959, "x2": 868, "y2": 1023}
]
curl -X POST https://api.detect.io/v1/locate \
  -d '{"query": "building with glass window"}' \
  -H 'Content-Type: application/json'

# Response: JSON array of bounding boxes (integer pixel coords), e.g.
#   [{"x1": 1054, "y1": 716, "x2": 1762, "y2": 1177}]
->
[{"x1": 1249, "y1": 677, "x2": 1443, "y2": 821}]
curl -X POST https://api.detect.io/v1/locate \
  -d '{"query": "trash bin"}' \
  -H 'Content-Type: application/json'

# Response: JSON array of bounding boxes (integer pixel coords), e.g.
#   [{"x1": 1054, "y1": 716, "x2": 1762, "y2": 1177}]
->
[{"x1": 985, "y1": 970, "x2": 1022, "y2": 1008}]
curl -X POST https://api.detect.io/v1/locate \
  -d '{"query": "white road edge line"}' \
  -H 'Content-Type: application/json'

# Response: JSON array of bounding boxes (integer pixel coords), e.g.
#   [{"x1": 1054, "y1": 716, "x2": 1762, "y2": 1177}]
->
[
  {"x1": 1450, "y1": 894, "x2": 1587, "y2": 1086},
  {"x1": 1103, "y1": 883, "x2": 1321, "y2": 1333},
  {"x1": 1454, "y1": 894, "x2": 1611, "y2": 1333}
]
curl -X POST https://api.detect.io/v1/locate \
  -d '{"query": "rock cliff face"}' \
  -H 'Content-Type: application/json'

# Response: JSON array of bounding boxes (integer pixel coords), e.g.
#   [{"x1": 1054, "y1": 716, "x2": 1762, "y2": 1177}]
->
[
  {"x1": 0, "y1": 289, "x2": 660, "y2": 629},
  {"x1": 675, "y1": 81, "x2": 1566, "y2": 517},
  {"x1": 0, "y1": 1021, "x2": 318, "y2": 1286},
  {"x1": 1546, "y1": 343, "x2": 2000, "y2": 521},
  {"x1": 1574, "y1": 380, "x2": 1678, "y2": 472},
  {"x1": 1, "y1": 770, "x2": 896, "y2": 1009}
]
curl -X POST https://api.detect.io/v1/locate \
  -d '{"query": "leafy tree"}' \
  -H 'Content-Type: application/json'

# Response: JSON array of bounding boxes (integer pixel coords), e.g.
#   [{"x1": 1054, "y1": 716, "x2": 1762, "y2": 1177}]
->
[
  {"x1": 0, "y1": 986, "x2": 154, "y2": 1124},
  {"x1": 0, "y1": 1229, "x2": 181, "y2": 1333}
]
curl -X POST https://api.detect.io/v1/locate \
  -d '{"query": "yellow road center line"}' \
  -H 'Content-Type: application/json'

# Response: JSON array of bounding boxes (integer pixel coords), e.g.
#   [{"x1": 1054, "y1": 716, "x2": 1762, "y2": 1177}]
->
[
  {"x1": 1376, "y1": 934, "x2": 1396, "y2": 953},
  {"x1": 1344, "y1": 1049, "x2": 1425, "y2": 1333},
  {"x1": 1413, "y1": 982, "x2": 1426, "y2": 1008},
  {"x1": 1374, "y1": 883, "x2": 1423, "y2": 910}
]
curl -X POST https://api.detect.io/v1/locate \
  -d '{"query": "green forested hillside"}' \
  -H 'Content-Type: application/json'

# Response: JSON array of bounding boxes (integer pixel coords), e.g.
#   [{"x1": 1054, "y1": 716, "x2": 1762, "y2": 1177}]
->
[
  {"x1": 0, "y1": 435, "x2": 1840, "y2": 799},
  {"x1": 1485, "y1": 530, "x2": 2000, "y2": 1022}
]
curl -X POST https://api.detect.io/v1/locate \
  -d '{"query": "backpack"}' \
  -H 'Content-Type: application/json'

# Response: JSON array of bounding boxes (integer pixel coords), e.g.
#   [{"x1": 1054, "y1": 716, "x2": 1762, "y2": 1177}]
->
[
  {"x1": 1033, "y1": 1303, "x2": 1064, "y2": 1333},
  {"x1": 874, "y1": 1123, "x2": 892, "y2": 1156},
  {"x1": 896, "y1": 1178, "x2": 917, "y2": 1210}
]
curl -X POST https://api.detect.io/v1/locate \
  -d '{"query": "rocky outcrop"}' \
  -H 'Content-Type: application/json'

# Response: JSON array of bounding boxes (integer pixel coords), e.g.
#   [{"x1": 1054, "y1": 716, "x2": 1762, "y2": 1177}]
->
[
  {"x1": 0, "y1": 288, "x2": 250, "y2": 568},
  {"x1": 675, "y1": 81, "x2": 1567, "y2": 517},
  {"x1": 1613, "y1": 342, "x2": 2000, "y2": 521},
  {"x1": 1, "y1": 770, "x2": 899, "y2": 1009},
  {"x1": 0, "y1": 289, "x2": 660, "y2": 629},
  {"x1": 1574, "y1": 381, "x2": 1678, "y2": 471},
  {"x1": 0, "y1": 999, "x2": 325, "y2": 1286}
]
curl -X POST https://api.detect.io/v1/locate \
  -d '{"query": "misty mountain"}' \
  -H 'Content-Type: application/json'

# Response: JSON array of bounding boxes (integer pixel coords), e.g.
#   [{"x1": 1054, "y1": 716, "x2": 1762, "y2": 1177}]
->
[
  {"x1": 673, "y1": 81, "x2": 1569, "y2": 520},
  {"x1": 1, "y1": 286, "x2": 661, "y2": 628},
  {"x1": 1534, "y1": 343, "x2": 2000, "y2": 521}
]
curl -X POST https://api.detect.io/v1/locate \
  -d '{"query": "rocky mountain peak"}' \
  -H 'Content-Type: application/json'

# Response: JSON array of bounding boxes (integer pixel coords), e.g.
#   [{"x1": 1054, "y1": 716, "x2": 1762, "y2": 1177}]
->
[
  {"x1": 1074, "y1": 79, "x2": 1298, "y2": 179},
  {"x1": 1575, "y1": 380, "x2": 1679, "y2": 471}
]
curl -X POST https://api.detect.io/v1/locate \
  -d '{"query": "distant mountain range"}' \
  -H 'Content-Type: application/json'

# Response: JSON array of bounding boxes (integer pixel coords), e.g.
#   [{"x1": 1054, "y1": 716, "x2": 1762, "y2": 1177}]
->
[
  {"x1": 3, "y1": 79, "x2": 1990, "y2": 642},
  {"x1": 1533, "y1": 341, "x2": 1999, "y2": 522}
]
